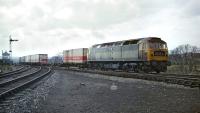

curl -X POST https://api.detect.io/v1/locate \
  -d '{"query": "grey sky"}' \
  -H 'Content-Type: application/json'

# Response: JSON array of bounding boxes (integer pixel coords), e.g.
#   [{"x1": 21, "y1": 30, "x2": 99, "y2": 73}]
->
[{"x1": 0, "y1": 0, "x2": 199, "y2": 57}]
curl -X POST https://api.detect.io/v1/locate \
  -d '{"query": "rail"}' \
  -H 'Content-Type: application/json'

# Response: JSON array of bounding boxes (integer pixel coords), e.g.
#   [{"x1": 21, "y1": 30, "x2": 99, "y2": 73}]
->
[
  {"x1": 0, "y1": 67, "x2": 51, "y2": 100},
  {"x1": 0, "y1": 66, "x2": 31, "y2": 79},
  {"x1": 0, "y1": 65, "x2": 25, "y2": 75}
]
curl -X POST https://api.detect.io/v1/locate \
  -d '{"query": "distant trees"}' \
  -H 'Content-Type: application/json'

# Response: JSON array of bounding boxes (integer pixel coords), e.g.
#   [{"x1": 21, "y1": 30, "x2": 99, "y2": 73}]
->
[{"x1": 169, "y1": 44, "x2": 200, "y2": 74}]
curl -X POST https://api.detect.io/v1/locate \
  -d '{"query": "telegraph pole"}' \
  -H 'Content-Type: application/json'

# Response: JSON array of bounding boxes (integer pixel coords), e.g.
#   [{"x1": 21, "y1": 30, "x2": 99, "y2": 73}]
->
[{"x1": 9, "y1": 35, "x2": 18, "y2": 63}]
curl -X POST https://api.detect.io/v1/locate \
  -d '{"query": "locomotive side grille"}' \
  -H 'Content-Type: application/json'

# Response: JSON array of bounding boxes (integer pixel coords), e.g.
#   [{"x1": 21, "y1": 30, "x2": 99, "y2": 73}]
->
[{"x1": 154, "y1": 51, "x2": 165, "y2": 56}]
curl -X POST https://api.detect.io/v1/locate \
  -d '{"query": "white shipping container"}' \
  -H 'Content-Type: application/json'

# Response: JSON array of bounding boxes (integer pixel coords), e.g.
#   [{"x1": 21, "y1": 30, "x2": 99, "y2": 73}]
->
[
  {"x1": 31, "y1": 54, "x2": 39, "y2": 63},
  {"x1": 25, "y1": 56, "x2": 29, "y2": 63},
  {"x1": 20, "y1": 54, "x2": 48, "y2": 64},
  {"x1": 63, "y1": 48, "x2": 88, "y2": 64},
  {"x1": 21, "y1": 56, "x2": 25, "y2": 63}
]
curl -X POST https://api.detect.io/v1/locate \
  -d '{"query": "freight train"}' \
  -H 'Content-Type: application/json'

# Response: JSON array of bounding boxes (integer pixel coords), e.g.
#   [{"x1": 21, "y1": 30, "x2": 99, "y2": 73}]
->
[
  {"x1": 19, "y1": 54, "x2": 48, "y2": 65},
  {"x1": 63, "y1": 37, "x2": 168, "y2": 73}
]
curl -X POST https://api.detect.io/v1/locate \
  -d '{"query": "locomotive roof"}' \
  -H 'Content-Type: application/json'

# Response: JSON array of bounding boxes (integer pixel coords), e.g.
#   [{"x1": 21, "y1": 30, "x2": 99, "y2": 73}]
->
[
  {"x1": 92, "y1": 38, "x2": 143, "y2": 48},
  {"x1": 92, "y1": 37, "x2": 162, "y2": 48}
]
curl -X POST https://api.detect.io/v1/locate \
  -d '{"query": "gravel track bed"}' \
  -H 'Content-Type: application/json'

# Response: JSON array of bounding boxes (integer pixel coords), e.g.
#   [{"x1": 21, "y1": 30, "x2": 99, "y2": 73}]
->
[
  {"x1": 0, "y1": 71, "x2": 57, "y2": 113},
  {"x1": 37, "y1": 70, "x2": 200, "y2": 113},
  {"x1": 0, "y1": 69, "x2": 199, "y2": 113}
]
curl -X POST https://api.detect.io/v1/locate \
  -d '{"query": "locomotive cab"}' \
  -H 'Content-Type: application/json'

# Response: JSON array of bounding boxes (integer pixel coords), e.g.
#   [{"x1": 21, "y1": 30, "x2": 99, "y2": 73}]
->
[{"x1": 138, "y1": 37, "x2": 168, "y2": 73}]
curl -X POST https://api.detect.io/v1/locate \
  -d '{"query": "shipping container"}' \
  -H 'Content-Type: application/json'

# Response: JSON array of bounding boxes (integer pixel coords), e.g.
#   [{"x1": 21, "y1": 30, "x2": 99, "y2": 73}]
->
[
  {"x1": 39, "y1": 54, "x2": 48, "y2": 64},
  {"x1": 63, "y1": 48, "x2": 88, "y2": 64},
  {"x1": 19, "y1": 54, "x2": 48, "y2": 64},
  {"x1": 25, "y1": 56, "x2": 30, "y2": 63}
]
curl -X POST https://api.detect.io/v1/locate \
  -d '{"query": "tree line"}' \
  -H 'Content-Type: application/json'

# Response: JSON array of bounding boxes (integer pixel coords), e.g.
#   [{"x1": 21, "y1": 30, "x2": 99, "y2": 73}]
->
[{"x1": 169, "y1": 44, "x2": 200, "y2": 74}]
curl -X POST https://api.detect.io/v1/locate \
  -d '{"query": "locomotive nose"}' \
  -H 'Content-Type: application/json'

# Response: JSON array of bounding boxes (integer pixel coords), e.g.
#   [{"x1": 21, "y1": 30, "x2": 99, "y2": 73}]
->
[
  {"x1": 154, "y1": 50, "x2": 166, "y2": 56},
  {"x1": 148, "y1": 49, "x2": 168, "y2": 61}
]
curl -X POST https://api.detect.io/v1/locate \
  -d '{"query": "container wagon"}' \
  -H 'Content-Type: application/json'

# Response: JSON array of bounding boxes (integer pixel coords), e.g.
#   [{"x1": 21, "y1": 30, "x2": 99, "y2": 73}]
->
[
  {"x1": 30, "y1": 54, "x2": 48, "y2": 65},
  {"x1": 19, "y1": 54, "x2": 48, "y2": 65},
  {"x1": 63, "y1": 48, "x2": 88, "y2": 67}
]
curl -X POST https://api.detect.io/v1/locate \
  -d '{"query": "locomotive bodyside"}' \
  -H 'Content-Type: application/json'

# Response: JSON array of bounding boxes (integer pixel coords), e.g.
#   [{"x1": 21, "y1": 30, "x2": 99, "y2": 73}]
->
[
  {"x1": 88, "y1": 37, "x2": 168, "y2": 73},
  {"x1": 121, "y1": 44, "x2": 139, "y2": 61},
  {"x1": 88, "y1": 39, "x2": 142, "y2": 70},
  {"x1": 88, "y1": 44, "x2": 139, "y2": 62}
]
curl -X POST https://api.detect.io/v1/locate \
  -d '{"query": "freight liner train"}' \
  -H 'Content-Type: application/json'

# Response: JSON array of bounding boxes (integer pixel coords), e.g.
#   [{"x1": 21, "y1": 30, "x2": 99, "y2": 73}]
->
[{"x1": 63, "y1": 37, "x2": 168, "y2": 73}]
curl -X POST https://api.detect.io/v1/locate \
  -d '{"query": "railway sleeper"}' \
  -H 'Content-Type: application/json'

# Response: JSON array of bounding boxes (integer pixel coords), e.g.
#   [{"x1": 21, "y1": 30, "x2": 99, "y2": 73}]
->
[
  {"x1": 142, "y1": 76, "x2": 148, "y2": 80},
  {"x1": 183, "y1": 80, "x2": 193, "y2": 87},
  {"x1": 147, "y1": 76, "x2": 155, "y2": 80},
  {"x1": 141, "y1": 76, "x2": 146, "y2": 79},
  {"x1": 148, "y1": 76, "x2": 155, "y2": 81},
  {"x1": 173, "y1": 79, "x2": 180, "y2": 84},
  {"x1": 159, "y1": 77, "x2": 166, "y2": 82},
  {"x1": 170, "y1": 79, "x2": 178, "y2": 84},
  {"x1": 134, "y1": 75, "x2": 140, "y2": 79},
  {"x1": 177, "y1": 80, "x2": 185, "y2": 85},
  {"x1": 164, "y1": 78, "x2": 174, "y2": 83},
  {"x1": 190, "y1": 82, "x2": 200, "y2": 88},
  {"x1": 137, "y1": 76, "x2": 143, "y2": 79},
  {"x1": 151, "y1": 77, "x2": 158, "y2": 81},
  {"x1": 154, "y1": 77, "x2": 164, "y2": 82}
]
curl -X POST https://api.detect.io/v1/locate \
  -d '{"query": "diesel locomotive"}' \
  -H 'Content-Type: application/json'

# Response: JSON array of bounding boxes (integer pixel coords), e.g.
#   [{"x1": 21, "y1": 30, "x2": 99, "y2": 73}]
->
[{"x1": 63, "y1": 37, "x2": 168, "y2": 73}]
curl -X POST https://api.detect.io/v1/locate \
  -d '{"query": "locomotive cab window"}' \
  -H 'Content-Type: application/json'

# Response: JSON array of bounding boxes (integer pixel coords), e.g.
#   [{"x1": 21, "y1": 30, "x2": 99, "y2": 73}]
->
[
  {"x1": 149, "y1": 42, "x2": 167, "y2": 49},
  {"x1": 123, "y1": 39, "x2": 140, "y2": 45}
]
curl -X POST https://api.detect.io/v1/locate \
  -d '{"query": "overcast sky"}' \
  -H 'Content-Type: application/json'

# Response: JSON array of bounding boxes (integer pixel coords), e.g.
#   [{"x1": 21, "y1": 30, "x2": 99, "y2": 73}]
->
[{"x1": 0, "y1": 0, "x2": 199, "y2": 57}]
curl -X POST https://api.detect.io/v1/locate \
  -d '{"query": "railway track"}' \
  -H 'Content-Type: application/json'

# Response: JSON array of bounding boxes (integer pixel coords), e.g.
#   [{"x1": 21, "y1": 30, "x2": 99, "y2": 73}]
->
[
  {"x1": 0, "y1": 65, "x2": 31, "y2": 79},
  {"x1": 0, "y1": 66, "x2": 37, "y2": 83},
  {"x1": 62, "y1": 67, "x2": 200, "y2": 88},
  {"x1": 0, "y1": 65, "x2": 25, "y2": 75},
  {"x1": 0, "y1": 66, "x2": 51, "y2": 100}
]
